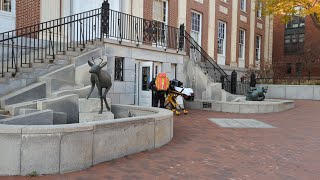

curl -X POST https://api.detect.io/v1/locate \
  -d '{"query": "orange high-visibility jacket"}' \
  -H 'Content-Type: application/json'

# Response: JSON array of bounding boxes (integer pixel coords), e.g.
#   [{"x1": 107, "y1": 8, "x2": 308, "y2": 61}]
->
[{"x1": 155, "y1": 73, "x2": 170, "y2": 91}]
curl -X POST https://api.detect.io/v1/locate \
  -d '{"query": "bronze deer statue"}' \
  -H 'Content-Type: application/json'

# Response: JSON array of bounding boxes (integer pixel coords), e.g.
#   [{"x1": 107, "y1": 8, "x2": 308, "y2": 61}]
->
[{"x1": 87, "y1": 57, "x2": 112, "y2": 114}]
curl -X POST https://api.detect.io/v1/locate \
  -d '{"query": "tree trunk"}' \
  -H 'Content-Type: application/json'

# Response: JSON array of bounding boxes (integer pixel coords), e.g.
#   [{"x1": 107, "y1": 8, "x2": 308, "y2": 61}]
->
[{"x1": 310, "y1": 14, "x2": 320, "y2": 31}]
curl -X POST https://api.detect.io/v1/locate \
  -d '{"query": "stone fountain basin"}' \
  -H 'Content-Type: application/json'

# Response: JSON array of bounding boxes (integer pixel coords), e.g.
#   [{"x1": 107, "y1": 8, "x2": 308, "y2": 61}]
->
[
  {"x1": 185, "y1": 99, "x2": 295, "y2": 114},
  {"x1": 0, "y1": 105, "x2": 173, "y2": 176}
]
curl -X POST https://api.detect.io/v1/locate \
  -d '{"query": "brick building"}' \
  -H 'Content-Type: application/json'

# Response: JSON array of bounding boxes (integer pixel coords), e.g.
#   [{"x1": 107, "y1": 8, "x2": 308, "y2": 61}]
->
[
  {"x1": 273, "y1": 15, "x2": 320, "y2": 78},
  {"x1": 3, "y1": 0, "x2": 274, "y2": 74}
]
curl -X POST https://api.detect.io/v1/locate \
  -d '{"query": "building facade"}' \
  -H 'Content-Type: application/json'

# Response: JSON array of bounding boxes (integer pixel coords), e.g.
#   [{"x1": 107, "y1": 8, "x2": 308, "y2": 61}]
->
[
  {"x1": 10, "y1": 0, "x2": 273, "y2": 72},
  {"x1": 273, "y1": 15, "x2": 320, "y2": 78},
  {"x1": 0, "y1": 0, "x2": 274, "y2": 106}
]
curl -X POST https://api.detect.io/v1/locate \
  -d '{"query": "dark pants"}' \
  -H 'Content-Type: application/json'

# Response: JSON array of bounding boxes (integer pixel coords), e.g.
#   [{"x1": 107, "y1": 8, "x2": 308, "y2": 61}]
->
[{"x1": 152, "y1": 91, "x2": 166, "y2": 108}]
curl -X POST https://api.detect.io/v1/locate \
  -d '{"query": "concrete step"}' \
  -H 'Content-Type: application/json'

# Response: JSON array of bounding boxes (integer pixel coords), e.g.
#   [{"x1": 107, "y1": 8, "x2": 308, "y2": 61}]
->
[
  {"x1": 55, "y1": 54, "x2": 74, "y2": 61},
  {"x1": 0, "y1": 114, "x2": 11, "y2": 120},
  {"x1": 54, "y1": 59, "x2": 70, "y2": 65},
  {"x1": 0, "y1": 109, "x2": 9, "y2": 115},
  {"x1": 65, "y1": 51, "x2": 81, "y2": 56}
]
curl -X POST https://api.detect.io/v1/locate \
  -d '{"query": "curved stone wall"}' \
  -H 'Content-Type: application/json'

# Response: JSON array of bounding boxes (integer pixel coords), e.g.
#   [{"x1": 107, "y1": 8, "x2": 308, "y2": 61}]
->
[
  {"x1": 186, "y1": 99, "x2": 295, "y2": 114},
  {"x1": 0, "y1": 105, "x2": 173, "y2": 176}
]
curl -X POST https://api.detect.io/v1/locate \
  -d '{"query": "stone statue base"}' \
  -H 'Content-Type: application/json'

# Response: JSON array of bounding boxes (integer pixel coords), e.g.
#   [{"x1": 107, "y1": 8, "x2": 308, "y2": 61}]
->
[
  {"x1": 79, "y1": 98, "x2": 114, "y2": 123},
  {"x1": 79, "y1": 112, "x2": 114, "y2": 123}
]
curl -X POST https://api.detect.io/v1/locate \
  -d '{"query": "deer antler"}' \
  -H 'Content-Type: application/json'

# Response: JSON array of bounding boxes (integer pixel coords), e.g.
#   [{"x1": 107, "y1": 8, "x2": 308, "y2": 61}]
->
[{"x1": 98, "y1": 57, "x2": 104, "y2": 65}]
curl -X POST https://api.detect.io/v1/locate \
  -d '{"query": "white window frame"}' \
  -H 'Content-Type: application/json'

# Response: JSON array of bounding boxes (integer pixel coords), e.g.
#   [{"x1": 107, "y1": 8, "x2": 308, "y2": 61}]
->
[
  {"x1": 257, "y1": 1, "x2": 262, "y2": 19},
  {"x1": 240, "y1": 0, "x2": 246, "y2": 12},
  {"x1": 152, "y1": 0, "x2": 168, "y2": 47},
  {"x1": 239, "y1": 29, "x2": 245, "y2": 59},
  {"x1": 152, "y1": 0, "x2": 168, "y2": 24},
  {"x1": 191, "y1": 11, "x2": 202, "y2": 46},
  {"x1": 255, "y1": 35, "x2": 262, "y2": 62},
  {"x1": 217, "y1": 21, "x2": 226, "y2": 56},
  {"x1": 0, "y1": 0, "x2": 12, "y2": 12}
]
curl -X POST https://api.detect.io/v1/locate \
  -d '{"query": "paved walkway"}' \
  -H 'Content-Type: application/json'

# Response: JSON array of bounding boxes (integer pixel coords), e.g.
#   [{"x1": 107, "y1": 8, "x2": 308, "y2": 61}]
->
[{"x1": 2, "y1": 100, "x2": 320, "y2": 180}]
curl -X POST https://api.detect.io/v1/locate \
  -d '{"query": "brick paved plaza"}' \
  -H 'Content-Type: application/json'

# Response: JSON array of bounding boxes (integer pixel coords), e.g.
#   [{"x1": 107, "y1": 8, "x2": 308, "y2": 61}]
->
[{"x1": 2, "y1": 100, "x2": 320, "y2": 180}]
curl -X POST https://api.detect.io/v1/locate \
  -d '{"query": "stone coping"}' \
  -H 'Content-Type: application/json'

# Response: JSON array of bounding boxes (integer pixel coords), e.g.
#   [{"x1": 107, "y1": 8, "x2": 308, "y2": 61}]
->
[
  {"x1": 257, "y1": 84, "x2": 320, "y2": 100},
  {"x1": 0, "y1": 105, "x2": 173, "y2": 176},
  {"x1": 185, "y1": 99, "x2": 295, "y2": 114}
]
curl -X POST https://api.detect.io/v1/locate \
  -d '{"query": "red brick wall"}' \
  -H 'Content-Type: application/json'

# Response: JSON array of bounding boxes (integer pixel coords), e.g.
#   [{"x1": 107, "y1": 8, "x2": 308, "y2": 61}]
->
[
  {"x1": 143, "y1": 0, "x2": 153, "y2": 20},
  {"x1": 167, "y1": 0, "x2": 178, "y2": 27},
  {"x1": 16, "y1": 0, "x2": 41, "y2": 29},
  {"x1": 273, "y1": 16, "x2": 320, "y2": 77}
]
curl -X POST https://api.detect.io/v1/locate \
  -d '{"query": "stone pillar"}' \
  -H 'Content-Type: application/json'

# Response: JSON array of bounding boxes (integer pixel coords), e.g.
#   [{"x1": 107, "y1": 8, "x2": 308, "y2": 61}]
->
[
  {"x1": 264, "y1": 15, "x2": 270, "y2": 62},
  {"x1": 207, "y1": 0, "x2": 216, "y2": 58},
  {"x1": 249, "y1": 0, "x2": 257, "y2": 67},
  {"x1": 230, "y1": 0, "x2": 239, "y2": 67},
  {"x1": 121, "y1": 0, "x2": 132, "y2": 15},
  {"x1": 178, "y1": 0, "x2": 187, "y2": 27},
  {"x1": 132, "y1": 0, "x2": 143, "y2": 18},
  {"x1": 268, "y1": 17, "x2": 274, "y2": 61}
]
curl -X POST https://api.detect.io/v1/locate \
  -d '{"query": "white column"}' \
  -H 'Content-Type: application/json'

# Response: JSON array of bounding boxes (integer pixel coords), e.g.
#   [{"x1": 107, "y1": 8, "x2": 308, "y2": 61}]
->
[
  {"x1": 40, "y1": 0, "x2": 60, "y2": 22},
  {"x1": 268, "y1": 17, "x2": 274, "y2": 60},
  {"x1": 249, "y1": 0, "x2": 256, "y2": 66},
  {"x1": 264, "y1": 15, "x2": 270, "y2": 61},
  {"x1": 207, "y1": 0, "x2": 216, "y2": 58},
  {"x1": 178, "y1": 0, "x2": 187, "y2": 26},
  {"x1": 121, "y1": 0, "x2": 131, "y2": 14},
  {"x1": 132, "y1": 0, "x2": 144, "y2": 18},
  {"x1": 230, "y1": 0, "x2": 239, "y2": 66}
]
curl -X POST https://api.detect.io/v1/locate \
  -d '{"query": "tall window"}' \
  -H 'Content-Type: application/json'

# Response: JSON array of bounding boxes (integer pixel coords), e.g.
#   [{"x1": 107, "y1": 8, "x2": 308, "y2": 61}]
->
[
  {"x1": 255, "y1": 35, "x2": 262, "y2": 62},
  {"x1": 0, "y1": 0, "x2": 11, "y2": 12},
  {"x1": 239, "y1": 29, "x2": 246, "y2": 59},
  {"x1": 217, "y1": 21, "x2": 226, "y2": 56},
  {"x1": 296, "y1": 62, "x2": 302, "y2": 76},
  {"x1": 191, "y1": 11, "x2": 202, "y2": 45},
  {"x1": 240, "y1": 0, "x2": 246, "y2": 12},
  {"x1": 286, "y1": 63, "x2": 292, "y2": 75},
  {"x1": 153, "y1": 0, "x2": 167, "y2": 23},
  {"x1": 286, "y1": 16, "x2": 305, "y2": 28},
  {"x1": 284, "y1": 16, "x2": 305, "y2": 54},
  {"x1": 256, "y1": 1, "x2": 262, "y2": 18},
  {"x1": 114, "y1": 57, "x2": 124, "y2": 81},
  {"x1": 153, "y1": 0, "x2": 167, "y2": 45}
]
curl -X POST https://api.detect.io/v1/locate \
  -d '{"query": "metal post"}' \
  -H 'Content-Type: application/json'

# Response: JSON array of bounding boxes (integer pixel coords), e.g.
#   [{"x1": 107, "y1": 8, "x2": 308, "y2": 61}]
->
[
  {"x1": 250, "y1": 72, "x2": 256, "y2": 87},
  {"x1": 101, "y1": 0, "x2": 110, "y2": 39},
  {"x1": 179, "y1": 24, "x2": 185, "y2": 51},
  {"x1": 231, "y1": 70, "x2": 237, "y2": 94},
  {"x1": 220, "y1": 75, "x2": 225, "y2": 90}
]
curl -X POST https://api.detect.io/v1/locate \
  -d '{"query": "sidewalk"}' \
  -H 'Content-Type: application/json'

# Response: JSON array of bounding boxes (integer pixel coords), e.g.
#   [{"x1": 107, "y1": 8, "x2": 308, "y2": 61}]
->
[{"x1": 2, "y1": 100, "x2": 320, "y2": 180}]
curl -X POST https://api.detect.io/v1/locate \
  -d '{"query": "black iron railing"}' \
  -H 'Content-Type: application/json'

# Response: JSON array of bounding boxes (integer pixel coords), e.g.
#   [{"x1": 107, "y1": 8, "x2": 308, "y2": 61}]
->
[
  {"x1": 0, "y1": 8, "x2": 102, "y2": 77},
  {"x1": 183, "y1": 31, "x2": 231, "y2": 91},
  {"x1": 105, "y1": 9, "x2": 180, "y2": 50}
]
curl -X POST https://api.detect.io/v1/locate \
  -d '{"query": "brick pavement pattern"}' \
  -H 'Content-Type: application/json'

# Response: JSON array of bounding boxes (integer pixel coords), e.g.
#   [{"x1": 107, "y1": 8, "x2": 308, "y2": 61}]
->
[{"x1": 2, "y1": 100, "x2": 320, "y2": 180}]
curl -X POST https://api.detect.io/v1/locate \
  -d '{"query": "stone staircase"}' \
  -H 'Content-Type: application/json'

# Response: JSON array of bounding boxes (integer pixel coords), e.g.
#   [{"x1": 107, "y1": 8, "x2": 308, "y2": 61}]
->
[{"x1": 0, "y1": 40, "x2": 104, "y2": 120}]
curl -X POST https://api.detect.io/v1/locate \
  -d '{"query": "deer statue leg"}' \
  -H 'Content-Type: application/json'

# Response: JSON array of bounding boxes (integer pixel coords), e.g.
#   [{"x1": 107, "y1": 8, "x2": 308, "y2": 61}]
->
[
  {"x1": 103, "y1": 86, "x2": 111, "y2": 111},
  {"x1": 87, "y1": 81, "x2": 95, "y2": 99},
  {"x1": 98, "y1": 88, "x2": 103, "y2": 114}
]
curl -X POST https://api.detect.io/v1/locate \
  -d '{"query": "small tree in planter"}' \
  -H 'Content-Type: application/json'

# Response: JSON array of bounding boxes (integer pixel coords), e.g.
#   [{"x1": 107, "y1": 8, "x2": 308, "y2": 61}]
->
[{"x1": 242, "y1": 60, "x2": 279, "y2": 84}]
